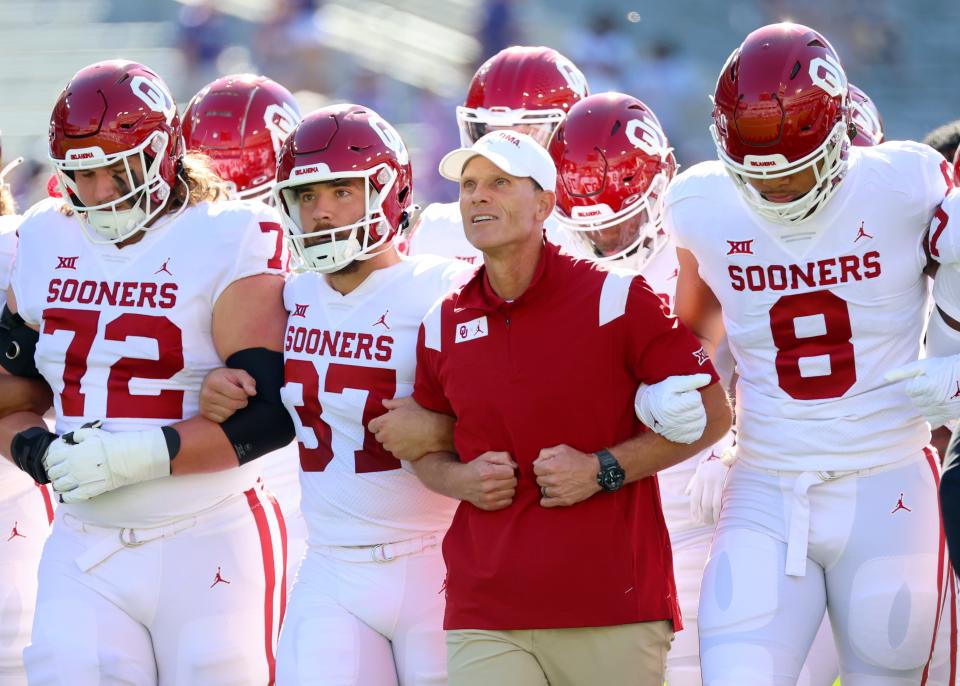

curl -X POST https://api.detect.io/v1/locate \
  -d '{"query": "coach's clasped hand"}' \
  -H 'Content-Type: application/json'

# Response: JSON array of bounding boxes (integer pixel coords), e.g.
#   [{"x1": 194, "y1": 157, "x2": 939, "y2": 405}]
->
[
  {"x1": 635, "y1": 373, "x2": 712, "y2": 444},
  {"x1": 44, "y1": 421, "x2": 173, "y2": 503},
  {"x1": 533, "y1": 445, "x2": 602, "y2": 507}
]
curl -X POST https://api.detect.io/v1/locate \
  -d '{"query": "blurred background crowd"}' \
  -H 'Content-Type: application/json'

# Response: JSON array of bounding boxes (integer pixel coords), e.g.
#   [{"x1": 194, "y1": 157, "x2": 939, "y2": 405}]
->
[{"x1": 1, "y1": 0, "x2": 958, "y2": 210}]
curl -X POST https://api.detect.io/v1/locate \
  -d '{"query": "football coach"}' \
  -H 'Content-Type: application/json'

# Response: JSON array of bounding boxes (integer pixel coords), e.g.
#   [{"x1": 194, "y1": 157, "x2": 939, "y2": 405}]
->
[{"x1": 406, "y1": 130, "x2": 732, "y2": 686}]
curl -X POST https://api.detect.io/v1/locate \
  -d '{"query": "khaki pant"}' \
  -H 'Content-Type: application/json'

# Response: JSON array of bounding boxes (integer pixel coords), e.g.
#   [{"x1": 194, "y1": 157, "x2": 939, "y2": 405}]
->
[{"x1": 447, "y1": 620, "x2": 674, "y2": 686}]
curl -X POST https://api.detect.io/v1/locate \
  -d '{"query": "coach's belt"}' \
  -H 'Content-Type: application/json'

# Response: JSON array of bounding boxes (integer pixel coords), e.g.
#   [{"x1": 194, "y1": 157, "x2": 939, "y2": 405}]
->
[{"x1": 317, "y1": 532, "x2": 442, "y2": 564}]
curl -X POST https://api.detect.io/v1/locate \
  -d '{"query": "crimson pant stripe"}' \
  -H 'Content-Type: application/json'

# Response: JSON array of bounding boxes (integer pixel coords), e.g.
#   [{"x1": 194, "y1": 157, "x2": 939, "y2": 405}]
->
[
  {"x1": 36, "y1": 483, "x2": 54, "y2": 525},
  {"x1": 266, "y1": 488, "x2": 288, "y2": 627},
  {"x1": 245, "y1": 487, "x2": 278, "y2": 685},
  {"x1": 922, "y1": 447, "x2": 948, "y2": 685}
]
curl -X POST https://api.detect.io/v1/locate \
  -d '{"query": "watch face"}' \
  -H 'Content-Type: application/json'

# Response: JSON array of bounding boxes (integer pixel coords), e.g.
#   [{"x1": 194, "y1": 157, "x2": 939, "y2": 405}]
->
[{"x1": 601, "y1": 466, "x2": 626, "y2": 491}]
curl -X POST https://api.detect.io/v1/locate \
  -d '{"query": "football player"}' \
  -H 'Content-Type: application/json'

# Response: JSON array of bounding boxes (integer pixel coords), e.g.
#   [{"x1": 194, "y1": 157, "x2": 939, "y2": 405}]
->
[
  {"x1": 0, "y1": 60, "x2": 294, "y2": 685},
  {"x1": 404, "y1": 45, "x2": 587, "y2": 264},
  {"x1": 549, "y1": 90, "x2": 839, "y2": 686},
  {"x1": 183, "y1": 73, "x2": 309, "y2": 574},
  {"x1": 663, "y1": 24, "x2": 956, "y2": 684},
  {"x1": 847, "y1": 84, "x2": 884, "y2": 147},
  {"x1": 0, "y1": 135, "x2": 55, "y2": 686},
  {"x1": 198, "y1": 105, "x2": 472, "y2": 685}
]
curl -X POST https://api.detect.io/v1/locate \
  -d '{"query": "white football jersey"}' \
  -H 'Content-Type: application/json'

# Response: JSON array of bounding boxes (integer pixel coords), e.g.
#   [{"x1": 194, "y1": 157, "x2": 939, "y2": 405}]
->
[
  {"x1": 281, "y1": 255, "x2": 471, "y2": 546},
  {"x1": 405, "y1": 200, "x2": 575, "y2": 264},
  {"x1": 11, "y1": 198, "x2": 288, "y2": 527},
  {"x1": 666, "y1": 142, "x2": 949, "y2": 471}
]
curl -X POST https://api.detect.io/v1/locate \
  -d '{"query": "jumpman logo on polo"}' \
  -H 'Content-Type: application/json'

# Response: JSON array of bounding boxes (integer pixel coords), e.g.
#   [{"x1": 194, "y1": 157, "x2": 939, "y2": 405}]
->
[
  {"x1": 154, "y1": 258, "x2": 173, "y2": 276},
  {"x1": 7, "y1": 521, "x2": 25, "y2": 541},
  {"x1": 952, "y1": 380, "x2": 960, "y2": 400},
  {"x1": 210, "y1": 566, "x2": 231, "y2": 588},
  {"x1": 373, "y1": 310, "x2": 391, "y2": 330},
  {"x1": 854, "y1": 221, "x2": 873, "y2": 242},
  {"x1": 891, "y1": 493, "x2": 912, "y2": 514},
  {"x1": 474, "y1": 321, "x2": 485, "y2": 336}
]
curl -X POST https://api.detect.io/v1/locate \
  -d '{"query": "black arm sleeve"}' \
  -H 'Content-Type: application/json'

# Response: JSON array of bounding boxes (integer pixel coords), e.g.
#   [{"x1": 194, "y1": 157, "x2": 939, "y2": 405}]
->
[
  {"x1": 219, "y1": 348, "x2": 296, "y2": 465},
  {"x1": 0, "y1": 305, "x2": 41, "y2": 378}
]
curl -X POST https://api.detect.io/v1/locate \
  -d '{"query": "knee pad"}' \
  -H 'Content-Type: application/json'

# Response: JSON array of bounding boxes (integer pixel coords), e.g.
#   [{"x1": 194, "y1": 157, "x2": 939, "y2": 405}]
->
[
  {"x1": 698, "y1": 528, "x2": 782, "y2": 636},
  {"x1": 845, "y1": 553, "x2": 940, "y2": 671}
]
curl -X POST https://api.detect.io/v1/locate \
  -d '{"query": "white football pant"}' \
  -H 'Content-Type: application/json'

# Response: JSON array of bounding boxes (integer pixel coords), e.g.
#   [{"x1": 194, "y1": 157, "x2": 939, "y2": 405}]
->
[
  {"x1": 277, "y1": 534, "x2": 447, "y2": 686},
  {"x1": 699, "y1": 450, "x2": 955, "y2": 685},
  {"x1": 24, "y1": 481, "x2": 286, "y2": 686}
]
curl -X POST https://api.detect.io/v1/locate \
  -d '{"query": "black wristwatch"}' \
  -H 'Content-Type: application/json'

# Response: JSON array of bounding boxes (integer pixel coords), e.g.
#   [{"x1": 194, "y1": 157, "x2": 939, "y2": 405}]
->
[{"x1": 595, "y1": 449, "x2": 626, "y2": 492}]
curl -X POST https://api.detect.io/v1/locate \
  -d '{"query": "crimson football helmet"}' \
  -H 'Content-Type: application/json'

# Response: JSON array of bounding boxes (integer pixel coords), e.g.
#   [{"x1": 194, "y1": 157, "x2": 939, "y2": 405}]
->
[
  {"x1": 550, "y1": 92, "x2": 677, "y2": 268},
  {"x1": 183, "y1": 74, "x2": 301, "y2": 202},
  {"x1": 457, "y1": 46, "x2": 589, "y2": 147},
  {"x1": 273, "y1": 104, "x2": 413, "y2": 273},
  {"x1": 848, "y1": 83, "x2": 884, "y2": 146},
  {"x1": 49, "y1": 60, "x2": 183, "y2": 243},
  {"x1": 711, "y1": 23, "x2": 851, "y2": 224}
]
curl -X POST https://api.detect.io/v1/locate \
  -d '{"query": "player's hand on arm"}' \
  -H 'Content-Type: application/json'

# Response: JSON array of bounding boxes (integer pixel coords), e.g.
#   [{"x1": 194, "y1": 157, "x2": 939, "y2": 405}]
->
[
  {"x1": 885, "y1": 354, "x2": 960, "y2": 428},
  {"x1": 533, "y1": 444, "x2": 601, "y2": 508},
  {"x1": 199, "y1": 367, "x2": 256, "y2": 423},
  {"x1": 367, "y1": 396, "x2": 455, "y2": 461},
  {"x1": 44, "y1": 420, "x2": 176, "y2": 502},
  {"x1": 635, "y1": 373, "x2": 713, "y2": 444},
  {"x1": 610, "y1": 381, "x2": 733, "y2": 485},
  {"x1": 409, "y1": 450, "x2": 518, "y2": 511},
  {"x1": 170, "y1": 273, "x2": 293, "y2": 475}
]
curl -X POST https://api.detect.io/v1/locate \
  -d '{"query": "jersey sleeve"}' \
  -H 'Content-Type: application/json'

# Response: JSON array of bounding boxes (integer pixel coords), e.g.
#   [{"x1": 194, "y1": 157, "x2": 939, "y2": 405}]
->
[
  {"x1": 211, "y1": 203, "x2": 290, "y2": 305},
  {"x1": 930, "y1": 190, "x2": 960, "y2": 265},
  {"x1": 0, "y1": 219, "x2": 20, "y2": 311},
  {"x1": 412, "y1": 298, "x2": 455, "y2": 416},
  {"x1": 625, "y1": 276, "x2": 719, "y2": 385}
]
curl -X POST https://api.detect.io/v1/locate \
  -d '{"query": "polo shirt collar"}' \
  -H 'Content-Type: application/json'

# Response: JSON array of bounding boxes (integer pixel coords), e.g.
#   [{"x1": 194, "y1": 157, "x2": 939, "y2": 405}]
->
[{"x1": 454, "y1": 237, "x2": 558, "y2": 314}]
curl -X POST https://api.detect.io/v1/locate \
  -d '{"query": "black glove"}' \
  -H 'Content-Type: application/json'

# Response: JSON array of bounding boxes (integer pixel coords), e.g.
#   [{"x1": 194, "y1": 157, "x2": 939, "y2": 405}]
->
[{"x1": 10, "y1": 426, "x2": 57, "y2": 485}]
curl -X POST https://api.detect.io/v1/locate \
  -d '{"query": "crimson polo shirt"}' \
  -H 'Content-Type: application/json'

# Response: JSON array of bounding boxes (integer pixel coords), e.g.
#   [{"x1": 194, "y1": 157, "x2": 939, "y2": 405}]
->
[{"x1": 413, "y1": 240, "x2": 718, "y2": 631}]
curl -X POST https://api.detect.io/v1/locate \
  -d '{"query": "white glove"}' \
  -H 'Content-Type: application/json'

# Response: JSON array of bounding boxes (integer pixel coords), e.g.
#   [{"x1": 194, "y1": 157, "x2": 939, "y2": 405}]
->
[
  {"x1": 44, "y1": 421, "x2": 172, "y2": 503},
  {"x1": 635, "y1": 374, "x2": 712, "y2": 444},
  {"x1": 885, "y1": 355, "x2": 960, "y2": 429},
  {"x1": 684, "y1": 454, "x2": 729, "y2": 526}
]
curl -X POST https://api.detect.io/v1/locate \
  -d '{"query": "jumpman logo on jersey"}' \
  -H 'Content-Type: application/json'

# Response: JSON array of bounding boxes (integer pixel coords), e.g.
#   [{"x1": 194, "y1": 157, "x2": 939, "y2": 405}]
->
[
  {"x1": 891, "y1": 493, "x2": 912, "y2": 514},
  {"x1": 372, "y1": 310, "x2": 391, "y2": 330},
  {"x1": 952, "y1": 380, "x2": 960, "y2": 400},
  {"x1": 854, "y1": 221, "x2": 873, "y2": 242},
  {"x1": 154, "y1": 258, "x2": 173, "y2": 276},
  {"x1": 667, "y1": 267, "x2": 679, "y2": 280},
  {"x1": 705, "y1": 450, "x2": 721, "y2": 461},
  {"x1": 7, "y1": 521, "x2": 25, "y2": 541},
  {"x1": 210, "y1": 566, "x2": 231, "y2": 588},
  {"x1": 474, "y1": 321, "x2": 485, "y2": 336}
]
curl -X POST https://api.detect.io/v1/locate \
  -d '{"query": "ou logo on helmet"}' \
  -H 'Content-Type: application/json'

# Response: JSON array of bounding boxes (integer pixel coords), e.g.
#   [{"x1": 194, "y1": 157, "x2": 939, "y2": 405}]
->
[
  {"x1": 555, "y1": 57, "x2": 588, "y2": 99},
  {"x1": 808, "y1": 54, "x2": 846, "y2": 98},
  {"x1": 626, "y1": 118, "x2": 668, "y2": 157},
  {"x1": 368, "y1": 115, "x2": 409, "y2": 165},
  {"x1": 265, "y1": 103, "x2": 301, "y2": 153},
  {"x1": 130, "y1": 75, "x2": 176, "y2": 123}
]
